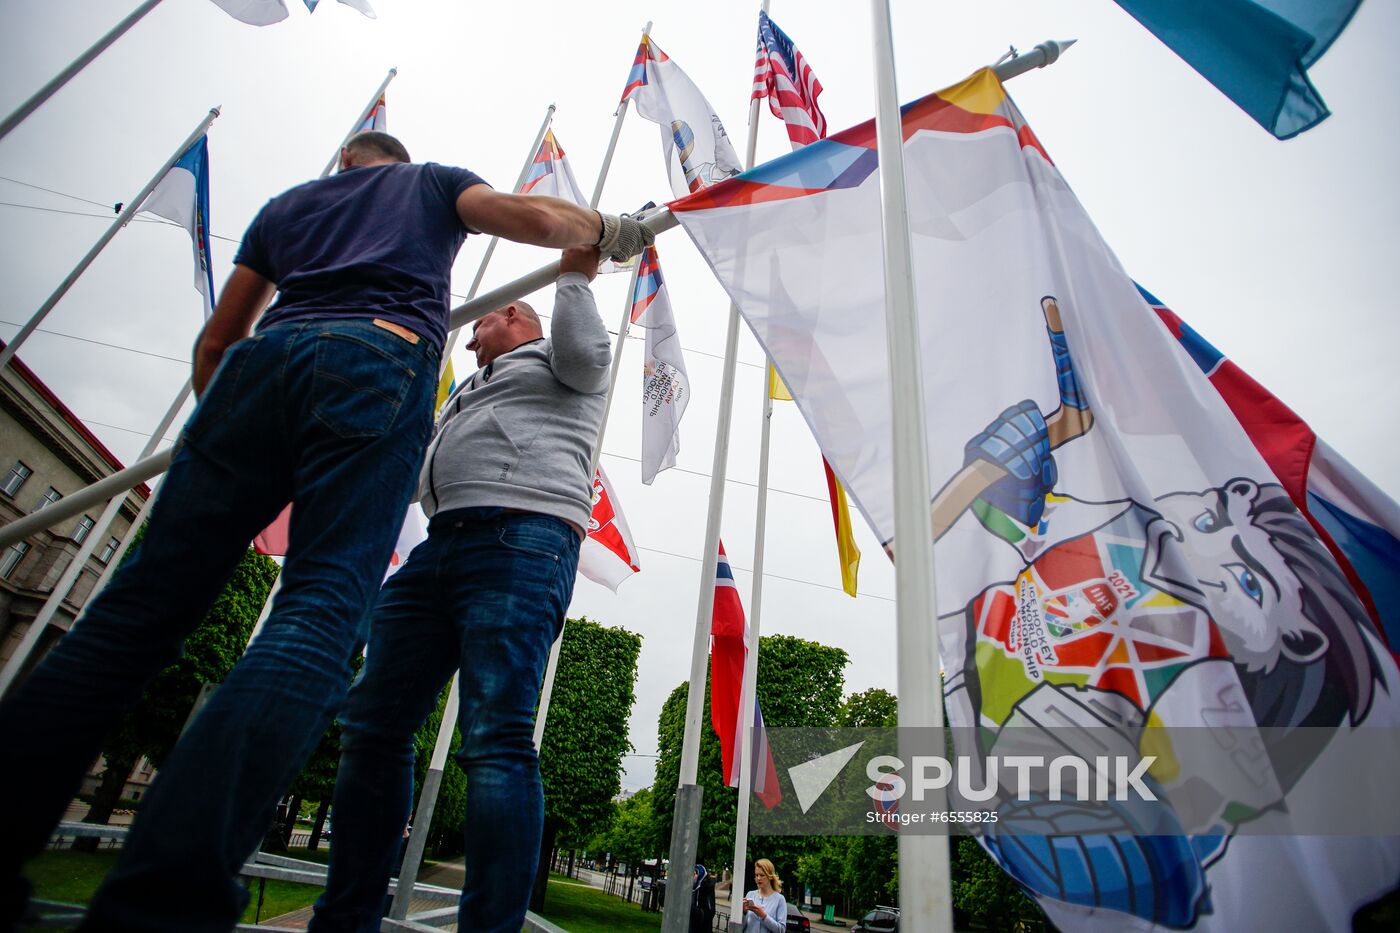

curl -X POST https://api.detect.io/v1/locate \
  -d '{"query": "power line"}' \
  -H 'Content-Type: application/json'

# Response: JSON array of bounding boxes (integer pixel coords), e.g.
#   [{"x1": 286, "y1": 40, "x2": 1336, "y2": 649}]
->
[
  {"x1": 0, "y1": 320, "x2": 190, "y2": 364},
  {"x1": 81, "y1": 419, "x2": 179, "y2": 444},
  {"x1": 600, "y1": 451, "x2": 828, "y2": 506},
  {"x1": 0, "y1": 174, "x2": 114, "y2": 210},
  {"x1": 633, "y1": 542, "x2": 892, "y2": 602}
]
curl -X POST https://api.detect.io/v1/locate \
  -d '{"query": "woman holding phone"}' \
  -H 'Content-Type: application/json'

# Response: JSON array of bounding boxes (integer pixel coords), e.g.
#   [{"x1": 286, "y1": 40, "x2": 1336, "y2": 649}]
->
[{"x1": 742, "y1": 858, "x2": 788, "y2": 932}]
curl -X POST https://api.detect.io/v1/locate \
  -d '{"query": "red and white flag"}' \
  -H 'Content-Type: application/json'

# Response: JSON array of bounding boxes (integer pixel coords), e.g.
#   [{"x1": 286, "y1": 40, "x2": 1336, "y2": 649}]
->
[
  {"x1": 752, "y1": 10, "x2": 826, "y2": 148},
  {"x1": 577, "y1": 466, "x2": 640, "y2": 591},
  {"x1": 710, "y1": 542, "x2": 782, "y2": 809}
]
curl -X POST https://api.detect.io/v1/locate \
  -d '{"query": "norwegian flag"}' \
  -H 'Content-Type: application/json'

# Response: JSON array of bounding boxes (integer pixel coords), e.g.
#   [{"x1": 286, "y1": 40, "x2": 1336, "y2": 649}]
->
[
  {"x1": 710, "y1": 542, "x2": 782, "y2": 809},
  {"x1": 577, "y1": 466, "x2": 640, "y2": 591},
  {"x1": 751, "y1": 10, "x2": 826, "y2": 148}
]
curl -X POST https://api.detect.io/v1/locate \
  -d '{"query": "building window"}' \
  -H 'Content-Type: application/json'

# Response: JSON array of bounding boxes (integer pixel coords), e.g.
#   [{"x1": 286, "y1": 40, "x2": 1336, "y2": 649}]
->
[
  {"x1": 2, "y1": 462, "x2": 31, "y2": 498},
  {"x1": 73, "y1": 514, "x2": 96, "y2": 545},
  {"x1": 31, "y1": 487, "x2": 62, "y2": 513},
  {"x1": 97, "y1": 536, "x2": 120, "y2": 564},
  {"x1": 0, "y1": 542, "x2": 29, "y2": 579}
]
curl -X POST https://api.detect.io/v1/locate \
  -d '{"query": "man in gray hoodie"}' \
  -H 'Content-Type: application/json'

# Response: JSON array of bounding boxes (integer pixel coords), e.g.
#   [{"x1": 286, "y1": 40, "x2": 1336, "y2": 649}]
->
[{"x1": 308, "y1": 245, "x2": 610, "y2": 933}]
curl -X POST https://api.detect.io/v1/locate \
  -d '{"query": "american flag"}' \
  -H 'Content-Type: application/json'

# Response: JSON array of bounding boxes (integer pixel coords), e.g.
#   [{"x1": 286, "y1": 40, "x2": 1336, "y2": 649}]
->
[{"x1": 751, "y1": 10, "x2": 826, "y2": 147}]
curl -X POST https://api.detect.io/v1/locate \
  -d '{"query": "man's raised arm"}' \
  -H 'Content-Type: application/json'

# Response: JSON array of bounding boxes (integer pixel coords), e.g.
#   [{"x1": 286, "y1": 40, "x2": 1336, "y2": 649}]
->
[
  {"x1": 193, "y1": 264, "x2": 276, "y2": 396},
  {"x1": 455, "y1": 187, "x2": 652, "y2": 261}
]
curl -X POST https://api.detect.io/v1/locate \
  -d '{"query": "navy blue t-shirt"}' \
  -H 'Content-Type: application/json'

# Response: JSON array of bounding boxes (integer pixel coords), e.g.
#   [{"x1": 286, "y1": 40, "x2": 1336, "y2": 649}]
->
[{"x1": 234, "y1": 162, "x2": 487, "y2": 351}]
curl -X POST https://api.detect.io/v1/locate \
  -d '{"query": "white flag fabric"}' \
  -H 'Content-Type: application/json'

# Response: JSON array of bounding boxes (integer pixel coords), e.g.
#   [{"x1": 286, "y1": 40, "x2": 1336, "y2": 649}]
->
[
  {"x1": 142, "y1": 136, "x2": 215, "y2": 318},
  {"x1": 208, "y1": 0, "x2": 289, "y2": 25},
  {"x1": 334, "y1": 0, "x2": 376, "y2": 19},
  {"x1": 519, "y1": 129, "x2": 589, "y2": 204},
  {"x1": 384, "y1": 504, "x2": 427, "y2": 581},
  {"x1": 518, "y1": 129, "x2": 629, "y2": 275},
  {"x1": 578, "y1": 466, "x2": 640, "y2": 591},
  {"x1": 630, "y1": 245, "x2": 689, "y2": 484},
  {"x1": 673, "y1": 68, "x2": 1400, "y2": 931},
  {"x1": 619, "y1": 35, "x2": 742, "y2": 200}
]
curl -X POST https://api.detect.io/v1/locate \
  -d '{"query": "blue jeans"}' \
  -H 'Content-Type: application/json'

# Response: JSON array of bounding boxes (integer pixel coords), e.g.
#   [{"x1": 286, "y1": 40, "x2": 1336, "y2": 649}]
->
[
  {"x1": 0, "y1": 319, "x2": 437, "y2": 932},
  {"x1": 307, "y1": 508, "x2": 580, "y2": 933}
]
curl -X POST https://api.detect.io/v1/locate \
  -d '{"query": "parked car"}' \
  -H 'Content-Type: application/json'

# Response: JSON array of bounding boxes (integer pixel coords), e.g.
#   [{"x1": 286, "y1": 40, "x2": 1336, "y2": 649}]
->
[
  {"x1": 785, "y1": 901, "x2": 811, "y2": 932},
  {"x1": 852, "y1": 905, "x2": 900, "y2": 932}
]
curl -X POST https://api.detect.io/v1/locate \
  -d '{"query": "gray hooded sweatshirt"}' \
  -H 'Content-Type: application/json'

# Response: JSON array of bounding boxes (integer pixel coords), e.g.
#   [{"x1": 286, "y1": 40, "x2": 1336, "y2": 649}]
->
[{"x1": 417, "y1": 272, "x2": 610, "y2": 531}]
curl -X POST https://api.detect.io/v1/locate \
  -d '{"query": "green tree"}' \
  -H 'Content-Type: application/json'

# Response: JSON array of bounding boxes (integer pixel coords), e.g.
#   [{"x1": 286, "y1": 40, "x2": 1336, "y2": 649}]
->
[
  {"x1": 839, "y1": 687, "x2": 897, "y2": 728},
  {"x1": 653, "y1": 635, "x2": 849, "y2": 883},
  {"x1": 951, "y1": 837, "x2": 1047, "y2": 930},
  {"x1": 529, "y1": 617, "x2": 641, "y2": 911},
  {"x1": 78, "y1": 541, "x2": 279, "y2": 847},
  {"x1": 591, "y1": 786, "x2": 663, "y2": 869}
]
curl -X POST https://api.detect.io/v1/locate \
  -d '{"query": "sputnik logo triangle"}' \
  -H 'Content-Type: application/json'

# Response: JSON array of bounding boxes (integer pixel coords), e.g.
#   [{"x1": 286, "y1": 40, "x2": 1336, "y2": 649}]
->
[{"x1": 788, "y1": 741, "x2": 864, "y2": 813}]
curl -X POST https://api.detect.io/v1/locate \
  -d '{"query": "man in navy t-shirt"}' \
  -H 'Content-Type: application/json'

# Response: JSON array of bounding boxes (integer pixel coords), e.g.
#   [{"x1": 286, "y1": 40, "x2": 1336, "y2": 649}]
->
[{"x1": 0, "y1": 130, "x2": 653, "y2": 932}]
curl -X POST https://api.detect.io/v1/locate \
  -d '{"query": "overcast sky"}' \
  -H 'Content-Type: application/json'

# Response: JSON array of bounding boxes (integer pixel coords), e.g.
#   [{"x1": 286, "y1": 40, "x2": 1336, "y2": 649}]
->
[{"x1": 1, "y1": 0, "x2": 1396, "y2": 793}]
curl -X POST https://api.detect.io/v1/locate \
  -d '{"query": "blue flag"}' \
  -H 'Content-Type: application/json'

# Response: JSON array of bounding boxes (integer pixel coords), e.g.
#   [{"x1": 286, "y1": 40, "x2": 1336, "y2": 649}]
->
[{"x1": 1113, "y1": 0, "x2": 1362, "y2": 139}]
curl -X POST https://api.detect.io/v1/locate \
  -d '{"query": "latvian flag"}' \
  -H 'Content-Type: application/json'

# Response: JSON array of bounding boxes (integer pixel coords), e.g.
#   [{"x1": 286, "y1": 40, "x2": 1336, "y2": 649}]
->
[{"x1": 710, "y1": 542, "x2": 782, "y2": 809}]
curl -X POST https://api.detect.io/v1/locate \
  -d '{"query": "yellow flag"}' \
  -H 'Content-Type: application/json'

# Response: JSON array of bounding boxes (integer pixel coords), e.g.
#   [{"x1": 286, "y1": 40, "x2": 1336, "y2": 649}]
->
[
  {"x1": 823, "y1": 458, "x2": 861, "y2": 597},
  {"x1": 435, "y1": 358, "x2": 456, "y2": 414},
  {"x1": 768, "y1": 364, "x2": 793, "y2": 401}
]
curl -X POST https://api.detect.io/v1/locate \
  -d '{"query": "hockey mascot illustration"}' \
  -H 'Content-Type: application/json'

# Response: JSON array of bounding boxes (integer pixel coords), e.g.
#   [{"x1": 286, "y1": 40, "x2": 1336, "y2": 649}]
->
[{"x1": 930, "y1": 296, "x2": 1387, "y2": 928}]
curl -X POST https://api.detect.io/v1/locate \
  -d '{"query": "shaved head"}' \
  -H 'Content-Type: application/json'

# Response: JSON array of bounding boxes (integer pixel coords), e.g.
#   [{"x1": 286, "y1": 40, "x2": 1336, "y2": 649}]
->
[
  {"x1": 342, "y1": 131, "x2": 411, "y2": 168},
  {"x1": 468, "y1": 301, "x2": 543, "y2": 367}
]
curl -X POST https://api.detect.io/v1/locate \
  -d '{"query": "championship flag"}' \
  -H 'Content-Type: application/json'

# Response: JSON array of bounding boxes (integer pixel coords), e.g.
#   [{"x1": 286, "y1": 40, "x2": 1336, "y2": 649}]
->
[
  {"x1": 519, "y1": 130, "x2": 630, "y2": 275},
  {"x1": 752, "y1": 10, "x2": 826, "y2": 148},
  {"x1": 356, "y1": 94, "x2": 386, "y2": 133},
  {"x1": 142, "y1": 136, "x2": 215, "y2": 318},
  {"x1": 303, "y1": 0, "x2": 376, "y2": 17},
  {"x1": 1112, "y1": 0, "x2": 1360, "y2": 139},
  {"x1": 631, "y1": 246, "x2": 689, "y2": 484},
  {"x1": 520, "y1": 130, "x2": 588, "y2": 204},
  {"x1": 208, "y1": 0, "x2": 288, "y2": 25},
  {"x1": 673, "y1": 68, "x2": 1400, "y2": 930},
  {"x1": 709, "y1": 542, "x2": 782, "y2": 809},
  {"x1": 618, "y1": 35, "x2": 742, "y2": 200},
  {"x1": 578, "y1": 466, "x2": 640, "y2": 591}
]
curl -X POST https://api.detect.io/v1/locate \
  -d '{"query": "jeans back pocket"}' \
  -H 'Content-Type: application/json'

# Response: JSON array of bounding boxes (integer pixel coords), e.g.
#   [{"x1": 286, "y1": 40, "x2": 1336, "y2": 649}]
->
[{"x1": 311, "y1": 331, "x2": 417, "y2": 439}]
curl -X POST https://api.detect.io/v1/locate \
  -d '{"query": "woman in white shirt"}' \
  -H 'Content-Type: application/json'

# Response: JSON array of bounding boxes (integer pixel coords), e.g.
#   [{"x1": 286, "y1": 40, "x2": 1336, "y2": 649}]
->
[{"x1": 742, "y1": 858, "x2": 788, "y2": 933}]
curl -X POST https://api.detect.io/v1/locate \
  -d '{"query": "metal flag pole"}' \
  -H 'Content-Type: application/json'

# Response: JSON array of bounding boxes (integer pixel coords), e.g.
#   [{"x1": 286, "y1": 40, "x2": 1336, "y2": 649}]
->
[
  {"x1": 870, "y1": 0, "x2": 949, "y2": 927},
  {"x1": 0, "y1": 378, "x2": 192, "y2": 698},
  {"x1": 0, "y1": 0, "x2": 166, "y2": 143},
  {"x1": 661, "y1": 18, "x2": 768, "y2": 933},
  {"x1": 389, "y1": 676, "x2": 460, "y2": 919},
  {"x1": 440, "y1": 103, "x2": 558, "y2": 368},
  {"x1": 0, "y1": 107, "x2": 220, "y2": 374},
  {"x1": 318, "y1": 68, "x2": 398, "y2": 179},
  {"x1": 529, "y1": 18, "x2": 652, "y2": 751},
  {"x1": 727, "y1": 375, "x2": 775, "y2": 932}
]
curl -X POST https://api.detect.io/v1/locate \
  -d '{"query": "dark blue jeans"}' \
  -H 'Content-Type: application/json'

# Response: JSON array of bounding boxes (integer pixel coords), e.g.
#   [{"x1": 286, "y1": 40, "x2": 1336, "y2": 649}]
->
[
  {"x1": 307, "y1": 508, "x2": 580, "y2": 933},
  {"x1": 0, "y1": 319, "x2": 437, "y2": 932}
]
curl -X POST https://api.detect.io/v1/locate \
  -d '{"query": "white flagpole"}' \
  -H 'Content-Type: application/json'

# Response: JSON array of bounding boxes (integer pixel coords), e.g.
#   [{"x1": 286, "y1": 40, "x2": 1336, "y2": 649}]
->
[
  {"x1": 0, "y1": 378, "x2": 192, "y2": 699},
  {"x1": 662, "y1": 12, "x2": 768, "y2": 929},
  {"x1": 318, "y1": 68, "x2": 398, "y2": 179},
  {"x1": 870, "y1": 0, "x2": 950, "y2": 929},
  {"x1": 728, "y1": 379, "x2": 774, "y2": 932},
  {"x1": 440, "y1": 103, "x2": 558, "y2": 369},
  {"x1": 0, "y1": 0, "x2": 166, "y2": 143},
  {"x1": 389, "y1": 676, "x2": 460, "y2": 919},
  {"x1": 530, "y1": 19, "x2": 652, "y2": 752},
  {"x1": 0, "y1": 107, "x2": 221, "y2": 374}
]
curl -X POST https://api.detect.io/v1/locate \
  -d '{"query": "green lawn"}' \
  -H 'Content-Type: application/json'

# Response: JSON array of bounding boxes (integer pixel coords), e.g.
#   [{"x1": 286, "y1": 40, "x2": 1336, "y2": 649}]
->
[
  {"x1": 21, "y1": 848, "x2": 322, "y2": 927},
  {"x1": 23, "y1": 849, "x2": 649, "y2": 932},
  {"x1": 537, "y1": 875, "x2": 661, "y2": 933}
]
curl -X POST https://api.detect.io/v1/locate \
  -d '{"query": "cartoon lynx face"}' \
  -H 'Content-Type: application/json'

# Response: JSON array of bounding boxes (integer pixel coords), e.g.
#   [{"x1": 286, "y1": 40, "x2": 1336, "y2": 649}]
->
[{"x1": 1147, "y1": 478, "x2": 1323, "y2": 671}]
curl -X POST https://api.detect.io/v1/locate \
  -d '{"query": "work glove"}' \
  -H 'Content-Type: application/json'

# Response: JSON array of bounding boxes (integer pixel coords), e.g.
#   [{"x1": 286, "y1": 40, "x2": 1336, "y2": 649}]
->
[{"x1": 595, "y1": 211, "x2": 655, "y2": 262}]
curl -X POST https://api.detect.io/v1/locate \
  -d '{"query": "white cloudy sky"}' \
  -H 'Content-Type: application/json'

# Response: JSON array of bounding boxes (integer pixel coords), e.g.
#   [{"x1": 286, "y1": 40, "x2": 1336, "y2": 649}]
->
[{"x1": 1, "y1": 0, "x2": 1396, "y2": 793}]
